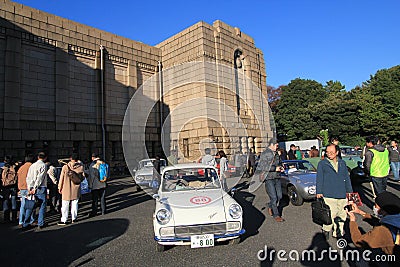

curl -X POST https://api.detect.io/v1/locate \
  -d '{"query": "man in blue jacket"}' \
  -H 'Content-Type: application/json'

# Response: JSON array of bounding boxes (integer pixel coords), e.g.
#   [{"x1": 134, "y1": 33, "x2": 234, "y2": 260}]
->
[{"x1": 316, "y1": 144, "x2": 353, "y2": 240}]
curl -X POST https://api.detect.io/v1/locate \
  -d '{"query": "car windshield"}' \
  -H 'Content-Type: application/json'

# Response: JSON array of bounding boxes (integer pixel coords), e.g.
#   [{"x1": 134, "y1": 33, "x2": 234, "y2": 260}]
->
[
  {"x1": 162, "y1": 167, "x2": 221, "y2": 192},
  {"x1": 283, "y1": 161, "x2": 316, "y2": 172},
  {"x1": 139, "y1": 159, "x2": 167, "y2": 169}
]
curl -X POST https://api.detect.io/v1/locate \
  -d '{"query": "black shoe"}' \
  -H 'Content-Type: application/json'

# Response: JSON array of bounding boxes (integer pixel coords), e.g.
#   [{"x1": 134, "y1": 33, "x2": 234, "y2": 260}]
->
[
  {"x1": 88, "y1": 213, "x2": 96, "y2": 218},
  {"x1": 322, "y1": 230, "x2": 330, "y2": 240},
  {"x1": 21, "y1": 225, "x2": 32, "y2": 231}
]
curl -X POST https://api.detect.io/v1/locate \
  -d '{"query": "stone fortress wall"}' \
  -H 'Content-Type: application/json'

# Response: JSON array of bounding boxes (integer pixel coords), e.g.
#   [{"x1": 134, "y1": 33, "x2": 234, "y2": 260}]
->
[{"x1": 0, "y1": 0, "x2": 273, "y2": 166}]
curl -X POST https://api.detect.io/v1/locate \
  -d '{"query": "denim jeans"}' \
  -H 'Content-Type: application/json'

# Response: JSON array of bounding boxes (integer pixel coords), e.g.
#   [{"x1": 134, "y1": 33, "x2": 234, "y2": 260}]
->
[
  {"x1": 371, "y1": 177, "x2": 387, "y2": 195},
  {"x1": 390, "y1": 161, "x2": 400, "y2": 181},
  {"x1": 35, "y1": 187, "x2": 47, "y2": 226},
  {"x1": 2, "y1": 187, "x2": 17, "y2": 211},
  {"x1": 265, "y1": 178, "x2": 282, "y2": 217},
  {"x1": 19, "y1": 189, "x2": 34, "y2": 225}
]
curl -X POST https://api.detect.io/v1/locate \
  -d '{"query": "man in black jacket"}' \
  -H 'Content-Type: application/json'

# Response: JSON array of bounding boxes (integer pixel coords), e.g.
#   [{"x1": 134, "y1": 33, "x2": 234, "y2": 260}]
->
[{"x1": 258, "y1": 140, "x2": 285, "y2": 222}]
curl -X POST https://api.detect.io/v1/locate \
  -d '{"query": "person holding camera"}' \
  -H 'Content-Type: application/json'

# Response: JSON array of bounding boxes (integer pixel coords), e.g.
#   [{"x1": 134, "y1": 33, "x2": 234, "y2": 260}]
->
[
  {"x1": 316, "y1": 144, "x2": 353, "y2": 240},
  {"x1": 346, "y1": 191, "x2": 400, "y2": 262}
]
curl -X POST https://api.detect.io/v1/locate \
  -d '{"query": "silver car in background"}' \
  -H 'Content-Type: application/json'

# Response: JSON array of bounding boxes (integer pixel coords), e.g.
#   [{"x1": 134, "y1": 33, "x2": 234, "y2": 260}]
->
[
  {"x1": 133, "y1": 159, "x2": 167, "y2": 189},
  {"x1": 280, "y1": 160, "x2": 317, "y2": 206}
]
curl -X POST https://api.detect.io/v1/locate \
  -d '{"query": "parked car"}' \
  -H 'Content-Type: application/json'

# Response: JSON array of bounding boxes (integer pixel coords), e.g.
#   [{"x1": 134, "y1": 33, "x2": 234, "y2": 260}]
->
[
  {"x1": 133, "y1": 158, "x2": 167, "y2": 189},
  {"x1": 307, "y1": 145, "x2": 368, "y2": 184},
  {"x1": 280, "y1": 160, "x2": 317, "y2": 206},
  {"x1": 153, "y1": 163, "x2": 245, "y2": 252}
]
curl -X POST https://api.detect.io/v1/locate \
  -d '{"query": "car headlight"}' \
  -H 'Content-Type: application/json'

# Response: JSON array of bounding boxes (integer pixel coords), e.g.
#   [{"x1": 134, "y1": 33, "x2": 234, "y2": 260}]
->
[
  {"x1": 156, "y1": 209, "x2": 171, "y2": 225},
  {"x1": 229, "y1": 204, "x2": 242, "y2": 219},
  {"x1": 227, "y1": 221, "x2": 241, "y2": 231},
  {"x1": 308, "y1": 186, "x2": 316, "y2": 195},
  {"x1": 135, "y1": 175, "x2": 144, "y2": 182}
]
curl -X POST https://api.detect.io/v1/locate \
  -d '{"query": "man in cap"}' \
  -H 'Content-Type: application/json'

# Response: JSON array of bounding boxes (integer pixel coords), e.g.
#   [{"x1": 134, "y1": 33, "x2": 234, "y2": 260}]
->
[{"x1": 347, "y1": 191, "x2": 400, "y2": 259}]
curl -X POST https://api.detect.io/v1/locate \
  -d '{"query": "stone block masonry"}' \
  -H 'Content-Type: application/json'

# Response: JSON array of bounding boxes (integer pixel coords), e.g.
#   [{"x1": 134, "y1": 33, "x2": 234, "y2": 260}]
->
[{"x1": 0, "y1": 0, "x2": 272, "y2": 166}]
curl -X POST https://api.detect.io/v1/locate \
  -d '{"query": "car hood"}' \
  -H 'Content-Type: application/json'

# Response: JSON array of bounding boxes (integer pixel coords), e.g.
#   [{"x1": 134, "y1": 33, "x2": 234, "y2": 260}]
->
[
  {"x1": 157, "y1": 189, "x2": 229, "y2": 225},
  {"x1": 289, "y1": 172, "x2": 316, "y2": 185}
]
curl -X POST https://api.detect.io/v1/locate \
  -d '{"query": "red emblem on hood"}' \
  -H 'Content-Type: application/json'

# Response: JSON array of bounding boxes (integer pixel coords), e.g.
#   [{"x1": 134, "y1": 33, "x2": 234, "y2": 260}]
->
[{"x1": 190, "y1": 196, "x2": 212, "y2": 205}]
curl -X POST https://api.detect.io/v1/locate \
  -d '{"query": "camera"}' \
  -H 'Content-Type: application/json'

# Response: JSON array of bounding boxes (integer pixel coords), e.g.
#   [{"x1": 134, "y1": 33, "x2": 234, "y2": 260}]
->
[{"x1": 344, "y1": 204, "x2": 353, "y2": 211}]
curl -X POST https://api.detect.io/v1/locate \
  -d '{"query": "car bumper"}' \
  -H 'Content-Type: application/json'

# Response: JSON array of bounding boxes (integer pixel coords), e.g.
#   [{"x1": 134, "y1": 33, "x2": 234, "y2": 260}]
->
[
  {"x1": 297, "y1": 186, "x2": 316, "y2": 200},
  {"x1": 154, "y1": 229, "x2": 245, "y2": 245},
  {"x1": 135, "y1": 180, "x2": 152, "y2": 187}
]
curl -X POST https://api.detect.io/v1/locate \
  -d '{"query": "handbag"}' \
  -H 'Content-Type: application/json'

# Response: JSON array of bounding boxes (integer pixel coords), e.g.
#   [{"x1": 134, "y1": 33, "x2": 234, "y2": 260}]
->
[
  {"x1": 66, "y1": 164, "x2": 84, "y2": 185},
  {"x1": 311, "y1": 198, "x2": 332, "y2": 225}
]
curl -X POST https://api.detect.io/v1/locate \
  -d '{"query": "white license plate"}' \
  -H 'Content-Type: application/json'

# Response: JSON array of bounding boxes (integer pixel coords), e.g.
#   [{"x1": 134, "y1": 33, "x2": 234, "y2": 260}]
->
[{"x1": 190, "y1": 234, "x2": 214, "y2": 248}]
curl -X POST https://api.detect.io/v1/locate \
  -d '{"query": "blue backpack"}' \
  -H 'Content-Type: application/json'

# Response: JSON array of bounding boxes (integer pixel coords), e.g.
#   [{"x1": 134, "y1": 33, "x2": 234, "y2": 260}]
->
[{"x1": 99, "y1": 163, "x2": 109, "y2": 182}]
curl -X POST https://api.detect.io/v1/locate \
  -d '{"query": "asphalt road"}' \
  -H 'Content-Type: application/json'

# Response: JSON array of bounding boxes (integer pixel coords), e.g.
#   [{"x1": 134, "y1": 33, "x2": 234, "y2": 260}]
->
[{"x1": 1, "y1": 176, "x2": 399, "y2": 267}]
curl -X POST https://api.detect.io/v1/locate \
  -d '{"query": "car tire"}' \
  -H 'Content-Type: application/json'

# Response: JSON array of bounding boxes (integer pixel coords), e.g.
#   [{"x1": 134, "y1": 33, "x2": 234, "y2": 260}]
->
[
  {"x1": 155, "y1": 243, "x2": 165, "y2": 252},
  {"x1": 288, "y1": 185, "x2": 303, "y2": 206},
  {"x1": 228, "y1": 237, "x2": 240, "y2": 245}
]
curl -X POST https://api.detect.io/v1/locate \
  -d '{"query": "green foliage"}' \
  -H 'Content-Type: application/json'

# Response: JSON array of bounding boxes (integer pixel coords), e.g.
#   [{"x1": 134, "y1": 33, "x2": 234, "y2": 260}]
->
[
  {"x1": 352, "y1": 65, "x2": 400, "y2": 141},
  {"x1": 274, "y1": 79, "x2": 325, "y2": 140},
  {"x1": 271, "y1": 65, "x2": 400, "y2": 145}
]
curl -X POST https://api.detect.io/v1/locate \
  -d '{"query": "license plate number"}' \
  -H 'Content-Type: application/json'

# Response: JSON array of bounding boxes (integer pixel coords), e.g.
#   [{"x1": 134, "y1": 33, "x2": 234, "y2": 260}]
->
[{"x1": 190, "y1": 234, "x2": 214, "y2": 248}]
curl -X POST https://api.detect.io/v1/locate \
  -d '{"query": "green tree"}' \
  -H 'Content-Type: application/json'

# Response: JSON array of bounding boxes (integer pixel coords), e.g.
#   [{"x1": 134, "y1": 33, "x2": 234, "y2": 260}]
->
[
  {"x1": 352, "y1": 65, "x2": 400, "y2": 141},
  {"x1": 311, "y1": 81, "x2": 360, "y2": 146},
  {"x1": 274, "y1": 78, "x2": 326, "y2": 140}
]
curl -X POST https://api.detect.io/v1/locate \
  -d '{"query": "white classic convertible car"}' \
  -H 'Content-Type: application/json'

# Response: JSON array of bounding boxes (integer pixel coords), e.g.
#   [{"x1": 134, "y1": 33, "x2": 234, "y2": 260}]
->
[{"x1": 153, "y1": 163, "x2": 245, "y2": 251}]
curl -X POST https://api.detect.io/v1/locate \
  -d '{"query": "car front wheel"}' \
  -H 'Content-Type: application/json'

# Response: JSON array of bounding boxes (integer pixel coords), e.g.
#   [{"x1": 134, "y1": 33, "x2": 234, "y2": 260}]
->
[{"x1": 288, "y1": 185, "x2": 304, "y2": 206}]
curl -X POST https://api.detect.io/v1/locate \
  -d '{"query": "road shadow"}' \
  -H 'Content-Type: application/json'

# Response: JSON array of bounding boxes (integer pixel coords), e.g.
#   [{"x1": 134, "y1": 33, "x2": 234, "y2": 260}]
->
[
  {"x1": 387, "y1": 179, "x2": 400, "y2": 191},
  {"x1": 300, "y1": 233, "x2": 342, "y2": 267},
  {"x1": 233, "y1": 190, "x2": 265, "y2": 242},
  {"x1": 259, "y1": 245, "x2": 277, "y2": 267},
  {"x1": 0, "y1": 219, "x2": 129, "y2": 267},
  {"x1": 352, "y1": 182, "x2": 375, "y2": 209}
]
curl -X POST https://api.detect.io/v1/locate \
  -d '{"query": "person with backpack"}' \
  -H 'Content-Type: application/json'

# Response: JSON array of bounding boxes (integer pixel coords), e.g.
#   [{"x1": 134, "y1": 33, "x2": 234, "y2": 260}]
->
[
  {"x1": 57, "y1": 153, "x2": 84, "y2": 225},
  {"x1": 87, "y1": 153, "x2": 107, "y2": 217},
  {"x1": 347, "y1": 191, "x2": 400, "y2": 265},
  {"x1": 25, "y1": 152, "x2": 48, "y2": 229},
  {"x1": 1, "y1": 155, "x2": 19, "y2": 223}
]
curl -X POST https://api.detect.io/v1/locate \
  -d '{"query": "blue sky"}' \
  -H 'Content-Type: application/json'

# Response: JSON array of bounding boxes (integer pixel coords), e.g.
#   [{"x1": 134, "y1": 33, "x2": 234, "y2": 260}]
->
[{"x1": 12, "y1": 0, "x2": 400, "y2": 90}]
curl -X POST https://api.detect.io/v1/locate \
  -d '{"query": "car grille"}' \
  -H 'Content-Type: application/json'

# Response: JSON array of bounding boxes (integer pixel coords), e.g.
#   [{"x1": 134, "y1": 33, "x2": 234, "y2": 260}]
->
[{"x1": 174, "y1": 223, "x2": 227, "y2": 237}]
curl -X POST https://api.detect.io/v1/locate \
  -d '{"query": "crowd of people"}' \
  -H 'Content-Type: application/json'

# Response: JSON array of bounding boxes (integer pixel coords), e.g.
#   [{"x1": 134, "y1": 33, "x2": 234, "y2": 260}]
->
[
  {"x1": 0, "y1": 152, "x2": 108, "y2": 230},
  {"x1": 255, "y1": 135, "x2": 399, "y2": 263}
]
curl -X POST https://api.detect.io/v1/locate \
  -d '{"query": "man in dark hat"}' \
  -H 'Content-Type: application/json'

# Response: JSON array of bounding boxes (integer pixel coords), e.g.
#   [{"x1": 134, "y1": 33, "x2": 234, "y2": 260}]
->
[{"x1": 347, "y1": 191, "x2": 400, "y2": 259}]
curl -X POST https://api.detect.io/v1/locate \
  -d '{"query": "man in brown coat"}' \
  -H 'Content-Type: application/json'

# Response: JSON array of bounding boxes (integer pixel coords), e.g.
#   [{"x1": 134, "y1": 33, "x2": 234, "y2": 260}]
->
[
  {"x1": 58, "y1": 153, "x2": 84, "y2": 225},
  {"x1": 17, "y1": 154, "x2": 35, "y2": 227},
  {"x1": 347, "y1": 191, "x2": 400, "y2": 264}
]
